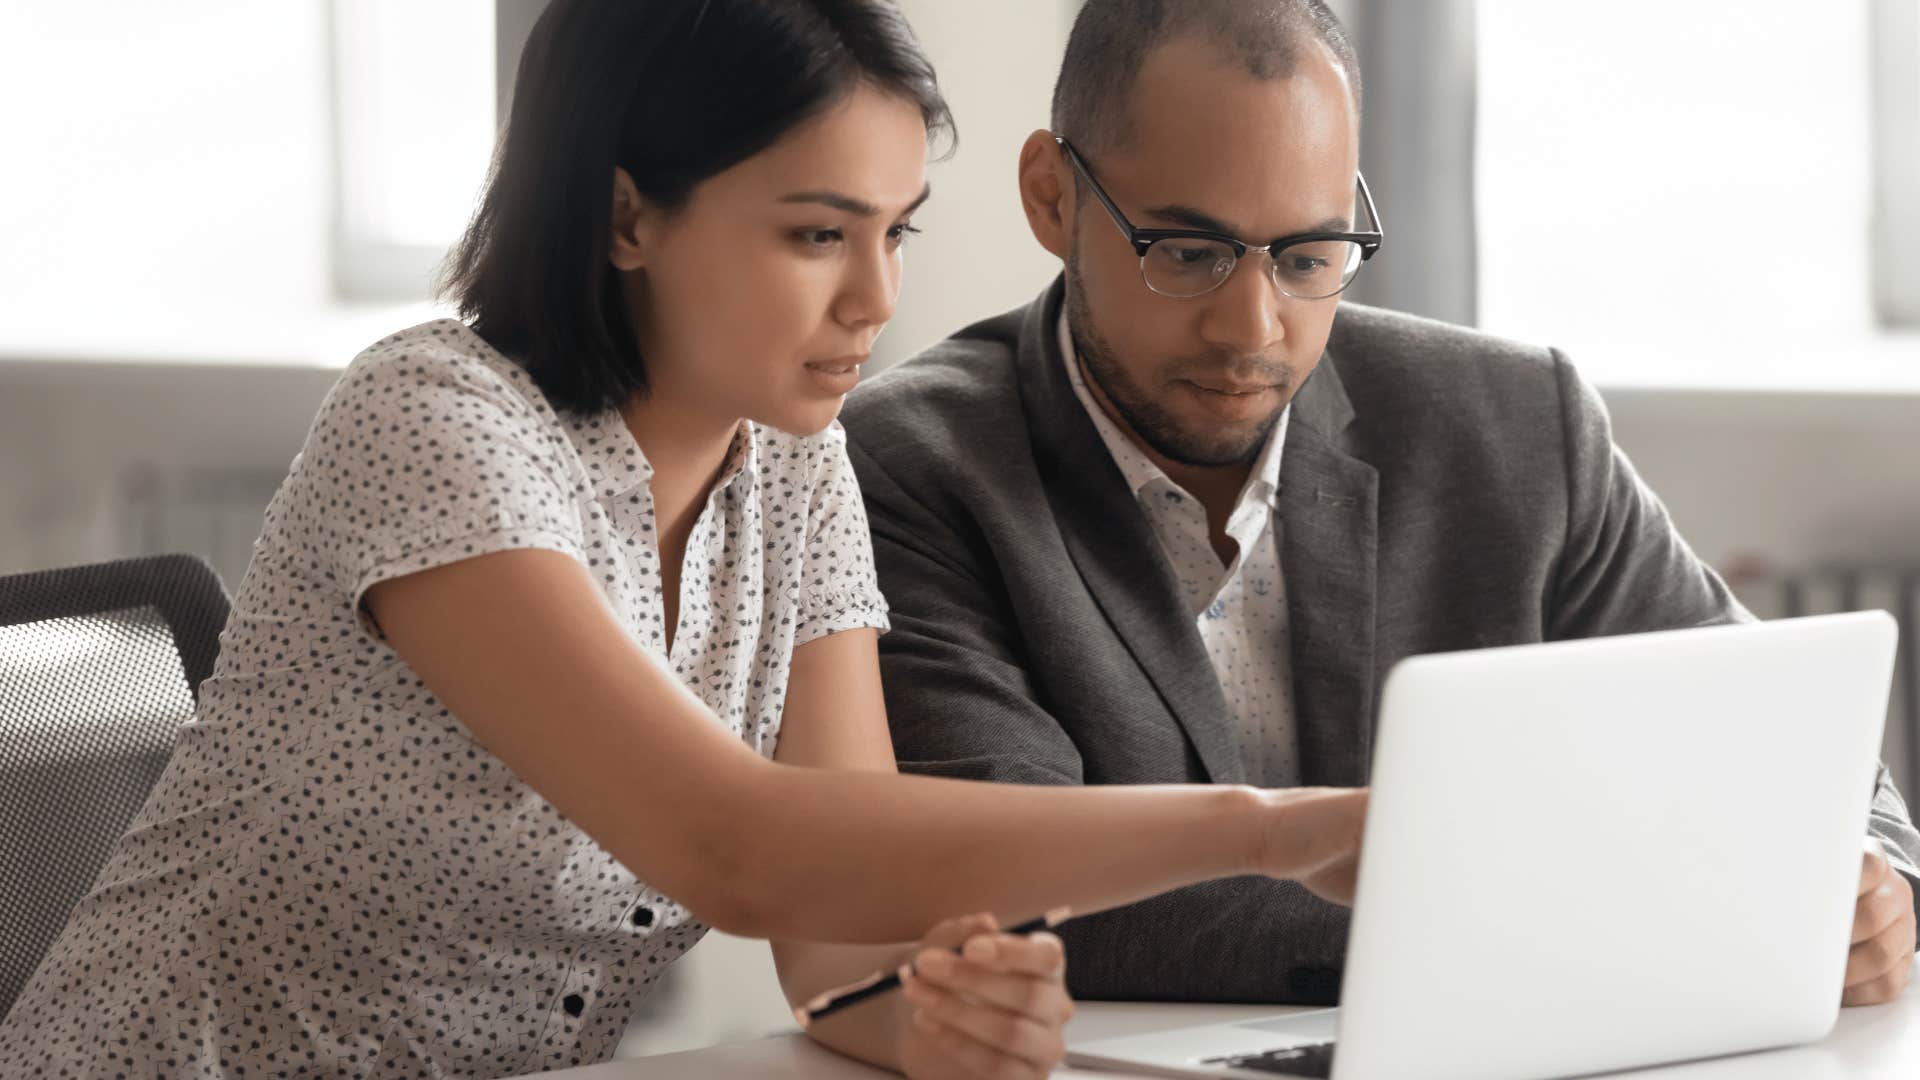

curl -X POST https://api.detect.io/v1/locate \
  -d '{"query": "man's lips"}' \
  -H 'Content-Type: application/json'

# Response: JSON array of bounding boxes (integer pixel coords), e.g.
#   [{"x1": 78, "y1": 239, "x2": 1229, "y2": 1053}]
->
[{"x1": 1184, "y1": 379, "x2": 1278, "y2": 396}]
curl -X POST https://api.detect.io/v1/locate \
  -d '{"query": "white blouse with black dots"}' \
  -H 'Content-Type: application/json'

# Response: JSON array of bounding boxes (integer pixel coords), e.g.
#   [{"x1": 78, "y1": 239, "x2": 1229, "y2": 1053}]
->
[{"x1": 0, "y1": 320, "x2": 891, "y2": 1077}]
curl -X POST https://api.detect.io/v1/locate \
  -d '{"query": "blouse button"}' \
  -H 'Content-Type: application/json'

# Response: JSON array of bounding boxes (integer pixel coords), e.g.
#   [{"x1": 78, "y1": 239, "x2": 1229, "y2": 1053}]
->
[
  {"x1": 632, "y1": 906, "x2": 655, "y2": 928},
  {"x1": 563, "y1": 993, "x2": 585, "y2": 1017}
]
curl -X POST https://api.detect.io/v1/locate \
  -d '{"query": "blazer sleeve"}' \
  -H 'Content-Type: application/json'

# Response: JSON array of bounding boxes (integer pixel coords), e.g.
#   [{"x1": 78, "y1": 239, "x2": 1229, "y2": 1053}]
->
[
  {"x1": 1549, "y1": 351, "x2": 1920, "y2": 911},
  {"x1": 844, "y1": 432, "x2": 1083, "y2": 785}
]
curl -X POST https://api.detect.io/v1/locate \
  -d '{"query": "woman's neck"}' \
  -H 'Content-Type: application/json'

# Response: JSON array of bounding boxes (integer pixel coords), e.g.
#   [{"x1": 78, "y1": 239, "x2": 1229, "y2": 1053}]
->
[{"x1": 618, "y1": 392, "x2": 742, "y2": 526}]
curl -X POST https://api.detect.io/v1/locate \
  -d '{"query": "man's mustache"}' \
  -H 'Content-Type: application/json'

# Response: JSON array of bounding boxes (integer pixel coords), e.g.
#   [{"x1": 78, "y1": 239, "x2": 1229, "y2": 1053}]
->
[{"x1": 1166, "y1": 357, "x2": 1293, "y2": 387}]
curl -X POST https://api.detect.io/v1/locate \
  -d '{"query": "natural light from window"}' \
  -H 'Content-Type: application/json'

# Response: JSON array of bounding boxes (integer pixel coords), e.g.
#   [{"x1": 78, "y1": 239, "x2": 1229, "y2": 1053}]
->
[{"x1": 1475, "y1": 0, "x2": 1920, "y2": 392}]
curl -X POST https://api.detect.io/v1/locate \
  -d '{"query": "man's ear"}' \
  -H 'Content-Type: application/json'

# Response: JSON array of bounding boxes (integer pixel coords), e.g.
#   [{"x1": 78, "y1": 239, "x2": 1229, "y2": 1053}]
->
[
  {"x1": 609, "y1": 166, "x2": 654, "y2": 272},
  {"x1": 1017, "y1": 129, "x2": 1075, "y2": 262}
]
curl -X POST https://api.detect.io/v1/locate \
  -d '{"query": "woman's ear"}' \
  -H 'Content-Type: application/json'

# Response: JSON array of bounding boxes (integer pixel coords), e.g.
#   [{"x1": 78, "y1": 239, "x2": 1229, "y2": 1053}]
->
[{"x1": 609, "y1": 167, "x2": 652, "y2": 272}]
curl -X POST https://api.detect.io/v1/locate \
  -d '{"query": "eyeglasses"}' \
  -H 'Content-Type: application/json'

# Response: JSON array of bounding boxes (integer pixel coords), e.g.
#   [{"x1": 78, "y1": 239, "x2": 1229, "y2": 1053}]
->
[{"x1": 1056, "y1": 136, "x2": 1384, "y2": 301}]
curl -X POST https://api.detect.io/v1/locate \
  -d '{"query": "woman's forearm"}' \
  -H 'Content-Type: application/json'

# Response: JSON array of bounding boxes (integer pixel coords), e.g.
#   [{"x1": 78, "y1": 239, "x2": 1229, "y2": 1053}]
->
[
  {"x1": 700, "y1": 767, "x2": 1274, "y2": 942},
  {"x1": 772, "y1": 938, "x2": 916, "y2": 1071}
]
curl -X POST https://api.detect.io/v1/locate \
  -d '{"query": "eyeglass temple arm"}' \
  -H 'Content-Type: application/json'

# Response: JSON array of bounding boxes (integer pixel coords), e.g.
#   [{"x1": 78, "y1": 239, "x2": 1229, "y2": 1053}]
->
[
  {"x1": 1055, "y1": 137, "x2": 1149, "y2": 252},
  {"x1": 1356, "y1": 171, "x2": 1384, "y2": 249}
]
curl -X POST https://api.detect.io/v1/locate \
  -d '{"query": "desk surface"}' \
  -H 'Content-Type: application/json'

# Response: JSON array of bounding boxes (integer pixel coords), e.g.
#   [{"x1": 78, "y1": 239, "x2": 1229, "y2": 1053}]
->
[{"x1": 535, "y1": 958, "x2": 1920, "y2": 1079}]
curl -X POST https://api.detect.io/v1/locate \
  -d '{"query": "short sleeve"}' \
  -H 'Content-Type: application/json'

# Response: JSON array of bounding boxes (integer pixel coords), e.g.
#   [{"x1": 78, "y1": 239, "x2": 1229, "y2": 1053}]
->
[
  {"x1": 289, "y1": 340, "x2": 588, "y2": 637},
  {"x1": 794, "y1": 426, "x2": 891, "y2": 647}
]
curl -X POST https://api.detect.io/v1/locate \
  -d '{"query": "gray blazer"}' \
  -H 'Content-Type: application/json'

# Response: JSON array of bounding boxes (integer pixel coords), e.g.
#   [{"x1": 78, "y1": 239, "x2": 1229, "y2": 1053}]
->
[{"x1": 840, "y1": 277, "x2": 1920, "y2": 1003}]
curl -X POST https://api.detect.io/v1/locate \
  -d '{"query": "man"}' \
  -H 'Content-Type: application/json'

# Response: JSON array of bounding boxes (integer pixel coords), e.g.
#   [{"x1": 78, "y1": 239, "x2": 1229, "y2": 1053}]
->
[{"x1": 840, "y1": 0, "x2": 1919, "y2": 1006}]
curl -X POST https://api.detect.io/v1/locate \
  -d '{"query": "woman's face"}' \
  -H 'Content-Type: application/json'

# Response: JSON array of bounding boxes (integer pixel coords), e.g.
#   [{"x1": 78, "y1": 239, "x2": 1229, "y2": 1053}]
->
[{"x1": 613, "y1": 83, "x2": 931, "y2": 437}]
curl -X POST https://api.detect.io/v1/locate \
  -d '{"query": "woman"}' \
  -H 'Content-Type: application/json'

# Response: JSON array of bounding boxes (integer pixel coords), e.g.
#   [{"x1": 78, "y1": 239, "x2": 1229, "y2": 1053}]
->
[{"x1": 0, "y1": 2, "x2": 1367, "y2": 1077}]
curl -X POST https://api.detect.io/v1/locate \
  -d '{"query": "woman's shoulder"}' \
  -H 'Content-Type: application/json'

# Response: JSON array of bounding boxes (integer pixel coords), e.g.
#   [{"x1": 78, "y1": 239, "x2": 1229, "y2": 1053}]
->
[
  {"x1": 324, "y1": 319, "x2": 561, "y2": 431},
  {"x1": 292, "y1": 318, "x2": 590, "y2": 505}
]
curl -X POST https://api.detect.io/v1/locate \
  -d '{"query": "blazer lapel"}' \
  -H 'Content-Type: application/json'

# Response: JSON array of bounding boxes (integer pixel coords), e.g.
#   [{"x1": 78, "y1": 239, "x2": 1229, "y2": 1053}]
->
[
  {"x1": 1279, "y1": 357, "x2": 1379, "y2": 787},
  {"x1": 1015, "y1": 279, "x2": 1245, "y2": 785}
]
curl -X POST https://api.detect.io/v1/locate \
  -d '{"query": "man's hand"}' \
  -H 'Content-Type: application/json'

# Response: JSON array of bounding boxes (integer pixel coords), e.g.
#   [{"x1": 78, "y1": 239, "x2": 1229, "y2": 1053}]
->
[
  {"x1": 1842, "y1": 846, "x2": 1916, "y2": 1007},
  {"x1": 897, "y1": 913, "x2": 1073, "y2": 1079}
]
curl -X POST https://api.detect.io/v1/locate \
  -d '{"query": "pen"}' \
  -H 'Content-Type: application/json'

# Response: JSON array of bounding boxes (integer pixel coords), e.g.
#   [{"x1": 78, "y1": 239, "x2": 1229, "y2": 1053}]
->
[{"x1": 794, "y1": 906, "x2": 1073, "y2": 1028}]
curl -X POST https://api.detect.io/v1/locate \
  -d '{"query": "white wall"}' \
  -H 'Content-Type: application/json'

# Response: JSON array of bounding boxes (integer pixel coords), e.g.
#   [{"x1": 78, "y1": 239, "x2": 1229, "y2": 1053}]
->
[{"x1": 871, "y1": 0, "x2": 1077, "y2": 367}]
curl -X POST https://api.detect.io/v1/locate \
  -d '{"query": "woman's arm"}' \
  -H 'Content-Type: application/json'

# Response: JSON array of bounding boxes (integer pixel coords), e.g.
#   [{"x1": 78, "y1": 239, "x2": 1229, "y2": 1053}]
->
[
  {"x1": 764, "y1": 629, "x2": 920, "y2": 1069},
  {"x1": 768, "y1": 630, "x2": 1075, "y2": 1077},
  {"x1": 364, "y1": 547, "x2": 1365, "y2": 943}
]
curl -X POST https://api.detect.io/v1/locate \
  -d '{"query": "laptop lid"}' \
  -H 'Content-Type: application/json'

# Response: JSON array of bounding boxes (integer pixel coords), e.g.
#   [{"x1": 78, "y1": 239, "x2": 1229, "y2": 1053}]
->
[{"x1": 1333, "y1": 613, "x2": 1896, "y2": 1080}]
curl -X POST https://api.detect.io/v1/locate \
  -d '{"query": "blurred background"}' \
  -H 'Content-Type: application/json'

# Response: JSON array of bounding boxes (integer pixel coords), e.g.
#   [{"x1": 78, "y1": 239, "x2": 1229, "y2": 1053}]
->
[{"x1": 3, "y1": 0, "x2": 1919, "y2": 1059}]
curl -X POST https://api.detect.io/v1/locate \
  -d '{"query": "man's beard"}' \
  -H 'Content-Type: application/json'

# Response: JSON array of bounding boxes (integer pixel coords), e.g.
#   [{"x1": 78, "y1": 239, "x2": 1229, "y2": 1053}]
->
[{"x1": 1064, "y1": 250, "x2": 1289, "y2": 469}]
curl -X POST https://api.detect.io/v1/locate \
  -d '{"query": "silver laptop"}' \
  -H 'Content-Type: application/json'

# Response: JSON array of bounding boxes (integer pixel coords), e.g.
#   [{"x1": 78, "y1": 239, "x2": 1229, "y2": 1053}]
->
[{"x1": 1069, "y1": 613, "x2": 1898, "y2": 1080}]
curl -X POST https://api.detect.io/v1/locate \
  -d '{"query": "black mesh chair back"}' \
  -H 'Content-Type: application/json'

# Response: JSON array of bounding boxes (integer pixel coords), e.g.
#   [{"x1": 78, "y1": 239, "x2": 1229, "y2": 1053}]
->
[{"x1": 0, "y1": 554, "x2": 229, "y2": 1021}]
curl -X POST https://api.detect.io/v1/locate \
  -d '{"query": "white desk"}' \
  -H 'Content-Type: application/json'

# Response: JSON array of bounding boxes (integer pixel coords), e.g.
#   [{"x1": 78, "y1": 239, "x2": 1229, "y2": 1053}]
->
[{"x1": 532, "y1": 957, "x2": 1920, "y2": 1079}]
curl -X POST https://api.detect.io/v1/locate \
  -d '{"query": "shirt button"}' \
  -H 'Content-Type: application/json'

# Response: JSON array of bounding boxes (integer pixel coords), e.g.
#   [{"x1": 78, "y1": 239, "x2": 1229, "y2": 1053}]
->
[
  {"x1": 563, "y1": 993, "x2": 585, "y2": 1017},
  {"x1": 632, "y1": 906, "x2": 655, "y2": 928}
]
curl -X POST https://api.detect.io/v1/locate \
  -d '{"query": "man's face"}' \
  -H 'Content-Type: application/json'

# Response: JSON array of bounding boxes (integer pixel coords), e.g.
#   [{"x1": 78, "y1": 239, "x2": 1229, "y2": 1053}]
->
[{"x1": 1063, "y1": 36, "x2": 1361, "y2": 468}]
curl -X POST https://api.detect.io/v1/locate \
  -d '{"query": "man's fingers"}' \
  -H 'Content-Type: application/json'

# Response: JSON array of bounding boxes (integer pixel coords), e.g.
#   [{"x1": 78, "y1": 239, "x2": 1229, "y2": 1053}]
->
[
  {"x1": 1860, "y1": 848, "x2": 1891, "y2": 898},
  {"x1": 1844, "y1": 897, "x2": 1917, "y2": 989},
  {"x1": 1845, "y1": 931, "x2": 1906, "y2": 989},
  {"x1": 1841, "y1": 958, "x2": 1913, "y2": 1007},
  {"x1": 1852, "y1": 877, "x2": 1907, "y2": 945}
]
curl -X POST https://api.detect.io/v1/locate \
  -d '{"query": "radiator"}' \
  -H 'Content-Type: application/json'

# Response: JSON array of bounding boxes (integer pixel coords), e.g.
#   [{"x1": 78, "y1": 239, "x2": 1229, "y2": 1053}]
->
[
  {"x1": 1734, "y1": 567, "x2": 1920, "y2": 799},
  {"x1": 118, "y1": 464, "x2": 284, "y2": 594}
]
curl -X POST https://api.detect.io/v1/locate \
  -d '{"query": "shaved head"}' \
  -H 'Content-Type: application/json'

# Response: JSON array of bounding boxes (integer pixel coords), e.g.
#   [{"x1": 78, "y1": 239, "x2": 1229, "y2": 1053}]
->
[{"x1": 1052, "y1": 0, "x2": 1361, "y2": 157}]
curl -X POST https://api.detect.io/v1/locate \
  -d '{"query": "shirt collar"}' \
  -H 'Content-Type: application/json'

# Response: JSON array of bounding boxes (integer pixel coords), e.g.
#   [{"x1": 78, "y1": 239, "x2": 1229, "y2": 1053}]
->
[
  {"x1": 1057, "y1": 309, "x2": 1286, "y2": 513},
  {"x1": 565, "y1": 410, "x2": 757, "y2": 503}
]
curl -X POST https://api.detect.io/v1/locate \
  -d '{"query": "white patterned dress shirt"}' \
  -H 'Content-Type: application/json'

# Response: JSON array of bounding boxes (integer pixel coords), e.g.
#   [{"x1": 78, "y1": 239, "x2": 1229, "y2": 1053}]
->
[{"x1": 1059, "y1": 313, "x2": 1300, "y2": 787}]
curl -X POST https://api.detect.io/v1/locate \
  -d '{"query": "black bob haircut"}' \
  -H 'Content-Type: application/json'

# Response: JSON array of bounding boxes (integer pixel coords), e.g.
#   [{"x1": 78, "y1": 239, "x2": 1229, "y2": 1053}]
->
[{"x1": 441, "y1": 0, "x2": 953, "y2": 416}]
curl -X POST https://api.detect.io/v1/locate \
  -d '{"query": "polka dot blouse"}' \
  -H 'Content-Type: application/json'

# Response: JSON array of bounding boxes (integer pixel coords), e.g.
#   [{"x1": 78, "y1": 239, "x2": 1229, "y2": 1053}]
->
[{"x1": 0, "y1": 320, "x2": 890, "y2": 1077}]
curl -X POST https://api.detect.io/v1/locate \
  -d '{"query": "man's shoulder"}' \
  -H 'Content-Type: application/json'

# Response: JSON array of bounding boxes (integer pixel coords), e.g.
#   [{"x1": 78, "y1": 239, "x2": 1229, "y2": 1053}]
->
[
  {"x1": 1330, "y1": 304, "x2": 1562, "y2": 390},
  {"x1": 842, "y1": 309, "x2": 1027, "y2": 451},
  {"x1": 1326, "y1": 304, "x2": 1574, "y2": 430}
]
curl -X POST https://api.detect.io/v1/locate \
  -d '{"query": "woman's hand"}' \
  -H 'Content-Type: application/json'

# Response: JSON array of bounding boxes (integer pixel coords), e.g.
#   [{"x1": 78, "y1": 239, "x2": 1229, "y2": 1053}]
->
[
  {"x1": 896, "y1": 913, "x2": 1074, "y2": 1079},
  {"x1": 1254, "y1": 787, "x2": 1371, "y2": 905}
]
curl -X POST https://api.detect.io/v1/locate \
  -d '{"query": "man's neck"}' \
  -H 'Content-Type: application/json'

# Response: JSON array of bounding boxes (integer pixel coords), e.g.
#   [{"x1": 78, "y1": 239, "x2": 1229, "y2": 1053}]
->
[{"x1": 1077, "y1": 355, "x2": 1254, "y2": 521}]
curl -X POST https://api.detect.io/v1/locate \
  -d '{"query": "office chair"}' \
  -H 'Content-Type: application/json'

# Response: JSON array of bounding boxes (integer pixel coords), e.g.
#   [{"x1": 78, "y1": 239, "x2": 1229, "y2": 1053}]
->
[{"x1": 0, "y1": 554, "x2": 228, "y2": 1020}]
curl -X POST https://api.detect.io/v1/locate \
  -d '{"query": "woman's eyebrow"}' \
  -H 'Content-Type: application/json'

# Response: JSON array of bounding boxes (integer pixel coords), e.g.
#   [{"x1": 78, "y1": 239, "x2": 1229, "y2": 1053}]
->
[{"x1": 778, "y1": 183, "x2": 933, "y2": 217}]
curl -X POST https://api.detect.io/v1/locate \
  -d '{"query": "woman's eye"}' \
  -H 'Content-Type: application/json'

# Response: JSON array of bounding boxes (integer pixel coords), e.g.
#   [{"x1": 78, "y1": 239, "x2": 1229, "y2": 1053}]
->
[
  {"x1": 795, "y1": 228, "x2": 844, "y2": 248},
  {"x1": 887, "y1": 223, "x2": 923, "y2": 246}
]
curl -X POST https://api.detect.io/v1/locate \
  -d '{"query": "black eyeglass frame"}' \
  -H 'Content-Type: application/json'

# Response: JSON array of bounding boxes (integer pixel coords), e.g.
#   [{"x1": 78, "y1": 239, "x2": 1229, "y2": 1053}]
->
[{"x1": 1055, "y1": 136, "x2": 1385, "y2": 300}]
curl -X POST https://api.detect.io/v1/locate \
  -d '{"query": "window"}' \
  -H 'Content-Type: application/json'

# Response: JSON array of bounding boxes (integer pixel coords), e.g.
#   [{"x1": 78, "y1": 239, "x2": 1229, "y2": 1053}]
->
[
  {"x1": 1870, "y1": 0, "x2": 1920, "y2": 328},
  {"x1": 328, "y1": 0, "x2": 496, "y2": 301},
  {"x1": 1476, "y1": 1, "x2": 1920, "y2": 391},
  {"x1": 0, "y1": 1, "x2": 495, "y2": 362}
]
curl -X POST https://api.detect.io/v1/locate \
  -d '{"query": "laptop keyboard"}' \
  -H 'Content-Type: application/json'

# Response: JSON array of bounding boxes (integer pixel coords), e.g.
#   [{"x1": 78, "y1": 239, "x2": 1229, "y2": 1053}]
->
[{"x1": 1201, "y1": 1040, "x2": 1337, "y2": 1076}]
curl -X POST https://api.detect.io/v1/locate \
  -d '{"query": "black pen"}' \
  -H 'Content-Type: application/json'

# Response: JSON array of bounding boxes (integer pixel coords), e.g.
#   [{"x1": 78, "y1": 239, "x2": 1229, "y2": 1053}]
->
[{"x1": 794, "y1": 907, "x2": 1073, "y2": 1028}]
